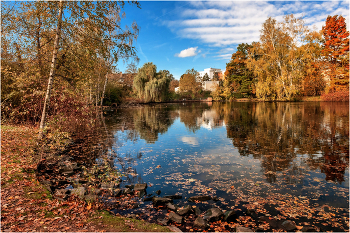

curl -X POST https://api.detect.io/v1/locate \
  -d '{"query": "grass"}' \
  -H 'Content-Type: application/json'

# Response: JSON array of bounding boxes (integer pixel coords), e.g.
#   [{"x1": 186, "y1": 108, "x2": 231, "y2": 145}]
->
[{"x1": 90, "y1": 210, "x2": 171, "y2": 232}]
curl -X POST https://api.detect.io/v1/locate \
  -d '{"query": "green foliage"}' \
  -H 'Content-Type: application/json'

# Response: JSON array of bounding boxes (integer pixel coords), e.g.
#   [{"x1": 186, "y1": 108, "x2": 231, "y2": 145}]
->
[
  {"x1": 103, "y1": 83, "x2": 123, "y2": 106},
  {"x1": 133, "y1": 62, "x2": 172, "y2": 102}
]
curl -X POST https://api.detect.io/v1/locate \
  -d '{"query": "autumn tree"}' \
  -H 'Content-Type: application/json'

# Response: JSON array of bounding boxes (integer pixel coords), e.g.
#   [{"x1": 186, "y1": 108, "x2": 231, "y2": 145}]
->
[
  {"x1": 301, "y1": 31, "x2": 326, "y2": 96},
  {"x1": 225, "y1": 43, "x2": 256, "y2": 98},
  {"x1": 247, "y1": 15, "x2": 309, "y2": 101},
  {"x1": 202, "y1": 73, "x2": 210, "y2": 83},
  {"x1": 133, "y1": 62, "x2": 172, "y2": 102},
  {"x1": 169, "y1": 79, "x2": 179, "y2": 92},
  {"x1": 212, "y1": 72, "x2": 219, "y2": 81},
  {"x1": 322, "y1": 15, "x2": 349, "y2": 93},
  {"x1": 125, "y1": 62, "x2": 138, "y2": 74},
  {"x1": 1, "y1": 1, "x2": 140, "y2": 127}
]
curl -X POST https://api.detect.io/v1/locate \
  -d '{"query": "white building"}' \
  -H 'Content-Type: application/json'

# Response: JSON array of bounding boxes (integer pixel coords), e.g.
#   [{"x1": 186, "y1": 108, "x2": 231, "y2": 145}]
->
[
  {"x1": 202, "y1": 81, "x2": 219, "y2": 91},
  {"x1": 198, "y1": 67, "x2": 222, "y2": 80},
  {"x1": 175, "y1": 87, "x2": 180, "y2": 93}
]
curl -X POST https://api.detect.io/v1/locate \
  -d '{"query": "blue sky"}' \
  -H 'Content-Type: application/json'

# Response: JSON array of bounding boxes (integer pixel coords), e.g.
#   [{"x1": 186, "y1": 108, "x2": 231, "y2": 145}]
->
[{"x1": 118, "y1": 1, "x2": 349, "y2": 79}]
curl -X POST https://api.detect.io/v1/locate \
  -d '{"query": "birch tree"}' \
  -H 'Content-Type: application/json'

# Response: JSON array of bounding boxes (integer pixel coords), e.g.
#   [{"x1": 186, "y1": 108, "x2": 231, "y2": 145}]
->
[{"x1": 247, "y1": 14, "x2": 308, "y2": 101}]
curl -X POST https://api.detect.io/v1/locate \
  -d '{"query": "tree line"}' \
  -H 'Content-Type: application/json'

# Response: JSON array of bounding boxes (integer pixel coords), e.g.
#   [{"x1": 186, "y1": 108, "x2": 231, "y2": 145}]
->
[
  {"x1": 219, "y1": 14, "x2": 349, "y2": 101},
  {"x1": 1, "y1": 1, "x2": 140, "y2": 131}
]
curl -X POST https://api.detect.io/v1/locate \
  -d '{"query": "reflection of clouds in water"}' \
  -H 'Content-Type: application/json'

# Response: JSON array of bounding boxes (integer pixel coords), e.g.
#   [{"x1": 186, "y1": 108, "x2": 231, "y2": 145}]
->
[{"x1": 181, "y1": 136, "x2": 198, "y2": 146}]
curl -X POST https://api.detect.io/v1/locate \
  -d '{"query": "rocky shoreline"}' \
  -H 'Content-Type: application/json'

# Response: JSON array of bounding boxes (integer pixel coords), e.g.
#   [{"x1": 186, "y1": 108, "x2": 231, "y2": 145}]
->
[{"x1": 36, "y1": 156, "x2": 318, "y2": 232}]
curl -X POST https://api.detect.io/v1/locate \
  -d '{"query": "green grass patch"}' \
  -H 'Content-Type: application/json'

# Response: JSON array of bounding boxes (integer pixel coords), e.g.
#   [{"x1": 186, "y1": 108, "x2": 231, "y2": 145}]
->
[{"x1": 90, "y1": 210, "x2": 170, "y2": 232}]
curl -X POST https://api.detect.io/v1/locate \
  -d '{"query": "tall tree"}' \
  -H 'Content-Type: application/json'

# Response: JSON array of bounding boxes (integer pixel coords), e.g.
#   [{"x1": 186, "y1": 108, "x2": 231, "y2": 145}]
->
[
  {"x1": 225, "y1": 43, "x2": 256, "y2": 98},
  {"x1": 301, "y1": 31, "x2": 325, "y2": 96},
  {"x1": 1, "y1": 1, "x2": 140, "y2": 125},
  {"x1": 39, "y1": 0, "x2": 64, "y2": 135},
  {"x1": 322, "y1": 15, "x2": 349, "y2": 93},
  {"x1": 247, "y1": 15, "x2": 308, "y2": 101},
  {"x1": 133, "y1": 62, "x2": 171, "y2": 102},
  {"x1": 179, "y1": 73, "x2": 198, "y2": 93}
]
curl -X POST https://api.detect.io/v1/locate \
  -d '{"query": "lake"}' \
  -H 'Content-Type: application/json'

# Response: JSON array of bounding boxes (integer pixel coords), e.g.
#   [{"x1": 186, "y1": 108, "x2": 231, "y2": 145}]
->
[{"x1": 101, "y1": 102, "x2": 349, "y2": 231}]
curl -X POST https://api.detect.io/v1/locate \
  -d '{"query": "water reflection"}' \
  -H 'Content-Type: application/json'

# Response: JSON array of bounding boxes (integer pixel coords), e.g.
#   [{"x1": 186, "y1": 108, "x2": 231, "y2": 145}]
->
[{"x1": 104, "y1": 102, "x2": 348, "y2": 185}]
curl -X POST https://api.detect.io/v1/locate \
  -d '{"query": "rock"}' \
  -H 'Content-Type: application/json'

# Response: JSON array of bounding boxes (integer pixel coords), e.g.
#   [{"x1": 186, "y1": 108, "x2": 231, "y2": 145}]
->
[
  {"x1": 71, "y1": 187, "x2": 86, "y2": 198},
  {"x1": 123, "y1": 188, "x2": 133, "y2": 195},
  {"x1": 194, "y1": 207, "x2": 201, "y2": 216},
  {"x1": 84, "y1": 194, "x2": 97, "y2": 202},
  {"x1": 59, "y1": 160, "x2": 78, "y2": 175},
  {"x1": 137, "y1": 189, "x2": 146, "y2": 198},
  {"x1": 212, "y1": 196, "x2": 220, "y2": 202},
  {"x1": 113, "y1": 188, "x2": 122, "y2": 197},
  {"x1": 236, "y1": 226, "x2": 254, "y2": 232},
  {"x1": 101, "y1": 182, "x2": 116, "y2": 190},
  {"x1": 125, "y1": 184, "x2": 134, "y2": 189},
  {"x1": 301, "y1": 226, "x2": 317, "y2": 232},
  {"x1": 258, "y1": 216, "x2": 270, "y2": 223},
  {"x1": 54, "y1": 189, "x2": 70, "y2": 200},
  {"x1": 166, "y1": 203, "x2": 177, "y2": 211},
  {"x1": 267, "y1": 219, "x2": 279, "y2": 229},
  {"x1": 157, "y1": 218, "x2": 169, "y2": 226},
  {"x1": 188, "y1": 195, "x2": 212, "y2": 202},
  {"x1": 126, "y1": 213, "x2": 137, "y2": 219},
  {"x1": 281, "y1": 220, "x2": 297, "y2": 231},
  {"x1": 177, "y1": 205, "x2": 192, "y2": 216},
  {"x1": 167, "y1": 226, "x2": 182, "y2": 232},
  {"x1": 155, "y1": 190, "x2": 161, "y2": 195},
  {"x1": 203, "y1": 208, "x2": 224, "y2": 222},
  {"x1": 194, "y1": 217, "x2": 208, "y2": 229},
  {"x1": 134, "y1": 183, "x2": 147, "y2": 191},
  {"x1": 246, "y1": 208, "x2": 257, "y2": 217},
  {"x1": 164, "y1": 195, "x2": 182, "y2": 199},
  {"x1": 144, "y1": 197, "x2": 153, "y2": 202},
  {"x1": 168, "y1": 212, "x2": 182, "y2": 224},
  {"x1": 224, "y1": 210, "x2": 237, "y2": 222},
  {"x1": 152, "y1": 197, "x2": 172, "y2": 206}
]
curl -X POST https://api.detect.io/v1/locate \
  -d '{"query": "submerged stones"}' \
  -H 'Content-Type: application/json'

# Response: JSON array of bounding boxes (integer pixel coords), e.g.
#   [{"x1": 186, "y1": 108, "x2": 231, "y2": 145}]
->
[
  {"x1": 134, "y1": 183, "x2": 147, "y2": 191},
  {"x1": 188, "y1": 195, "x2": 211, "y2": 202},
  {"x1": 152, "y1": 197, "x2": 173, "y2": 206},
  {"x1": 203, "y1": 208, "x2": 224, "y2": 222},
  {"x1": 194, "y1": 217, "x2": 208, "y2": 229},
  {"x1": 177, "y1": 205, "x2": 192, "y2": 216},
  {"x1": 168, "y1": 212, "x2": 183, "y2": 224},
  {"x1": 224, "y1": 210, "x2": 237, "y2": 222}
]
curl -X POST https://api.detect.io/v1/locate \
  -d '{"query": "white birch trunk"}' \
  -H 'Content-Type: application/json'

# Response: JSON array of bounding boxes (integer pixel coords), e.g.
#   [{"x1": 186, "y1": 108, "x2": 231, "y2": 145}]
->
[
  {"x1": 100, "y1": 74, "x2": 108, "y2": 106},
  {"x1": 39, "y1": 0, "x2": 63, "y2": 137}
]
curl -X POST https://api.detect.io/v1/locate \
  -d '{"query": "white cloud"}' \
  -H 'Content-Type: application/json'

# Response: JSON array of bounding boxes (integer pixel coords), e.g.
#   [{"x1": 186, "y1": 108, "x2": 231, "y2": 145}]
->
[
  {"x1": 164, "y1": 1, "x2": 349, "y2": 48},
  {"x1": 175, "y1": 47, "x2": 199, "y2": 57},
  {"x1": 180, "y1": 136, "x2": 198, "y2": 146}
]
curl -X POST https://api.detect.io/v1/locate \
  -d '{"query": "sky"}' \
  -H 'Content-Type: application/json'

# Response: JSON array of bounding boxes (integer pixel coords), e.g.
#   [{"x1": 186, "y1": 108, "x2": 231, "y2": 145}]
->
[{"x1": 118, "y1": 1, "x2": 349, "y2": 80}]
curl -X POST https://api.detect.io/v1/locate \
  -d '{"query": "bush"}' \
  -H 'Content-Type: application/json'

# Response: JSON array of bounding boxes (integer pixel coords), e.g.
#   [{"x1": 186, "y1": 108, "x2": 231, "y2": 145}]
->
[{"x1": 321, "y1": 90, "x2": 349, "y2": 101}]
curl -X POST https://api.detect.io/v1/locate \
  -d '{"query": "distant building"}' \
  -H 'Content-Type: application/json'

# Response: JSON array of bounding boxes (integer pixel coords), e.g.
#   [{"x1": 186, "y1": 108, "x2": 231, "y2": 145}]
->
[
  {"x1": 202, "y1": 81, "x2": 219, "y2": 91},
  {"x1": 175, "y1": 87, "x2": 180, "y2": 93},
  {"x1": 199, "y1": 67, "x2": 222, "y2": 80}
]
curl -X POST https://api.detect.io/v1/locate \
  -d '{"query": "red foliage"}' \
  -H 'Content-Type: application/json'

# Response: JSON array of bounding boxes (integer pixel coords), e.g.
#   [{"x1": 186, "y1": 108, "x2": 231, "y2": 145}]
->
[
  {"x1": 322, "y1": 15, "x2": 349, "y2": 92},
  {"x1": 321, "y1": 89, "x2": 349, "y2": 101}
]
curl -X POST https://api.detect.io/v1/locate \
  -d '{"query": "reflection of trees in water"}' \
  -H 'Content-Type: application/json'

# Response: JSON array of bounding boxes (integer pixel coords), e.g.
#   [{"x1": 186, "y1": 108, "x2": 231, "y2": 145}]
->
[
  {"x1": 178, "y1": 103, "x2": 211, "y2": 132},
  {"x1": 224, "y1": 102, "x2": 349, "y2": 184},
  {"x1": 133, "y1": 106, "x2": 177, "y2": 143}
]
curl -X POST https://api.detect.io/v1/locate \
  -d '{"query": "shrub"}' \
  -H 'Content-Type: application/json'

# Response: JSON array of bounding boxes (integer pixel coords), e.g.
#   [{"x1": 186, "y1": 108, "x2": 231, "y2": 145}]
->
[{"x1": 321, "y1": 90, "x2": 349, "y2": 101}]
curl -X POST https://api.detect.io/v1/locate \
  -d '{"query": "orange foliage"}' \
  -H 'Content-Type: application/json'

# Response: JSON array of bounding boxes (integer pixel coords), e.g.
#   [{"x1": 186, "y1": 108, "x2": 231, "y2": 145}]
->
[{"x1": 322, "y1": 15, "x2": 349, "y2": 93}]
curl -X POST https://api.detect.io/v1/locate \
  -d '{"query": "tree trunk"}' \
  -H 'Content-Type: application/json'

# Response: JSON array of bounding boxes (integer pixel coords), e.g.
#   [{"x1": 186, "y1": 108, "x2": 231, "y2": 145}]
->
[
  {"x1": 100, "y1": 74, "x2": 108, "y2": 106},
  {"x1": 39, "y1": 0, "x2": 63, "y2": 137}
]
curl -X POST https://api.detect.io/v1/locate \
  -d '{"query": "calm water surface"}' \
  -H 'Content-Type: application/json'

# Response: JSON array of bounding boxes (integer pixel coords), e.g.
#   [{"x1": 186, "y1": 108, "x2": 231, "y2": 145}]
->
[{"x1": 102, "y1": 102, "x2": 349, "y2": 231}]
